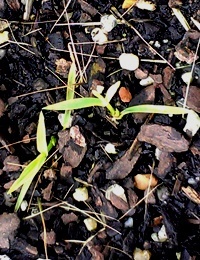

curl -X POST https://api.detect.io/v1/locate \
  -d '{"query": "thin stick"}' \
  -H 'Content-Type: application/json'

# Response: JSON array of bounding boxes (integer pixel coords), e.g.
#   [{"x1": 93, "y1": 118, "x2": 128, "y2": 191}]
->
[
  {"x1": 37, "y1": 198, "x2": 48, "y2": 260},
  {"x1": 50, "y1": 0, "x2": 72, "y2": 33}
]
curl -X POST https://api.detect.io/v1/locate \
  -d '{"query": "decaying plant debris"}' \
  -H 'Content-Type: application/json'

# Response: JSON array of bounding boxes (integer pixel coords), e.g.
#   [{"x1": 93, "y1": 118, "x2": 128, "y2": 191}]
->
[{"x1": 0, "y1": 0, "x2": 199, "y2": 259}]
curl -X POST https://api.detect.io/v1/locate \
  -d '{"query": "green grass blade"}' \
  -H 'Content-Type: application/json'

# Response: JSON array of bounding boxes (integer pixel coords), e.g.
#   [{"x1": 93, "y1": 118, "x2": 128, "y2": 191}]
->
[
  {"x1": 14, "y1": 176, "x2": 35, "y2": 212},
  {"x1": 63, "y1": 62, "x2": 76, "y2": 129},
  {"x1": 43, "y1": 98, "x2": 104, "y2": 111},
  {"x1": 120, "y1": 105, "x2": 191, "y2": 119},
  {"x1": 67, "y1": 62, "x2": 76, "y2": 100},
  {"x1": 37, "y1": 112, "x2": 48, "y2": 155},
  {"x1": 8, "y1": 153, "x2": 47, "y2": 194},
  {"x1": 47, "y1": 136, "x2": 56, "y2": 152}
]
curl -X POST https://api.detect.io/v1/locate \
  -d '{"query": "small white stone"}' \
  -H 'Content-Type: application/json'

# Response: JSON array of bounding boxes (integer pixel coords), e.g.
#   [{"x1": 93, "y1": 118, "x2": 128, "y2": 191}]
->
[
  {"x1": 154, "y1": 41, "x2": 161, "y2": 48},
  {"x1": 104, "y1": 143, "x2": 117, "y2": 154},
  {"x1": 151, "y1": 232, "x2": 159, "y2": 242},
  {"x1": 21, "y1": 200, "x2": 28, "y2": 211},
  {"x1": 119, "y1": 53, "x2": 139, "y2": 71},
  {"x1": 105, "y1": 184, "x2": 127, "y2": 202},
  {"x1": 183, "y1": 110, "x2": 200, "y2": 137},
  {"x1": 101, "y1": 14, "x2": 117, "y2": 33},
  {"x1": 181, "y1": 71, "x2": 193, "y2": 84},
  {"x1": 155, "y1": 148, "x2": 162, "y2": 160},
  {"x1": 163, "y1": 39, "x2": 168, "y2": 43},
  {"x1": 91, "y1": 28, "x2": 108, "y2": 45},
  {"x1": 0, "y1": 256, "x2": 11, "y2": 260},
  {"x1": 158, "y1": 225, "x2": 168, "y2": 242},
  {"x1": 139, "y1": 76, "x2": 154, "y2": 86},
  {"x1": 73, "y1": 187, "x2": 88, "y2": 202},
  {"x1": 84, "y1": 218, "x2": 97, "y2": 231},
  {"x1": 0, "y1": 49, "x2": 6, "y2": 60},
  {"x1": 124, "y1": 217, "x2": 133, "y2": 228},
  {"x1": 136, "y1": 0, "x2": 156, "y2": 11}
]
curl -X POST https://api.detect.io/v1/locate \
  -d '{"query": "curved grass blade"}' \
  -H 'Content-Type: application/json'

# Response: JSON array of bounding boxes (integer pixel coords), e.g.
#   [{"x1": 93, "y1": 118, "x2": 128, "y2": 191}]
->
[
  {"x1": 37, "y1": 112, "x2": 48, "y2": 155},
  {"x1": 8, "y1": 153, "x2": 47, "y2": 194},
  {"x1": 105, "y1": 81, "x2": 121, "y2": 102},
  {"x1": 43, "y1": 97, "x2": 104, "y2": 111},
  {"x1": 14, "y1": 176, "x2": 35, "y2": 212},
  {"x1": 119, "y1": 105, "x2": 191, "y2": 119},
  {"x1": 63, "y1": 62, "x2": 76, "y2": 129}
]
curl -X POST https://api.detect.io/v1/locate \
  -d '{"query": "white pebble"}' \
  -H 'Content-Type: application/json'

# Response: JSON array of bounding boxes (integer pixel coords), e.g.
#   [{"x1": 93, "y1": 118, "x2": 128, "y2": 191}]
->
[
  {"x1": 0, "y1": 49, "x2": 6, "y2": 60},
  {"x1": 104, "y1": 143, "x2": 117, "y2": 154},
  {"x1": 139, "y1": 76, "x2": 154, "y2": 86},
  {"x1": 101, "y1": 14, "x2": 117, "y2": 33},
  {"x1": 181, "y1": 71, "x2": 193, "y2": 84},
  {"x1": 155, "y1": 148, "x2": 162, "y2": 160},
  {"x1": 21, "y1": 200, "x2": 28, "y2": 211},
  {"x1": 0, "y1": 255, "x2": 11, "y2": 260},
  {"x1": 119, "y1": 53, "x2": 139, "y2": 71},
  {"x1": 124, "y1": 217, "x2": 133, "y2": 228},
  {"x1": 158, "y1": 225, "x2": 168, "y2": 242},
  {"x1": 91, "y1": 28, "x2": 108, "y2": 45},
  {"x1": 151, "y1": 232, "x2": 159, "y2": 242},
  {"x1": 183, "y1": 110, "x2": 200, "y2": 137},
  {"x1": 154, "y1": 41, "x2": 161, "y2": 48}
]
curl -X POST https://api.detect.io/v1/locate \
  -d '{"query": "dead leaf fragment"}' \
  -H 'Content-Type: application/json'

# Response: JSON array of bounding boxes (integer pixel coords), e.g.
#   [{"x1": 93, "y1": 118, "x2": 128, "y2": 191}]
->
[
  {"x1": 42, "y1": 182, "x2": 53, "y2": 201},
  {"x1": 134, "y1": 174, "x2": 158, "y2": 190},
  {"x1": 40, "y1": 230, "x2": 56, "y2": 245},
  {"x1": 182, "y1": 186, "x2": 200, "y2": 204},
  {"x1": 174, "y1": 46, "x2": 198, "y2": 64},
  {"x1": 119, "y1": 87, "x2": 132, "y2": 102},
  {"x1": 122, "y1": 0, "x2": 137, "y2": 9},
  {"x1": 6, "y1": 0, "x2": 20, "y2": 11},
  {"x1": 3, "y1": 155, "x2": 20, "y2": 172},
  {"x1": 55, "y1": 58, "x2": 71, "y2": 78}
]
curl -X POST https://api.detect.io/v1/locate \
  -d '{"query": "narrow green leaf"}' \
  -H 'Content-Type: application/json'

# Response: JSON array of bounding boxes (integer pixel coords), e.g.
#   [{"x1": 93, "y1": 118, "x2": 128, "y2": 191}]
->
[
  {"x1": 67, "y1": 62, "x2": 76, "y2": 100},
  {"x1": 63, "y1": 62, "x2": 77, "y2": 129},
  {"x1": 14, "y1": 176, "x2": 35, "y2": 212},
  {"x1": 8, "y1": 153, "x2": 47, "y2": 194},
  {"x1": 37, "y1": 112, "x2": 48, "y2": 155},
  {"x1": 43, "y1": 98, "x2": 104, "y2": 111},
  {"x1": 47, "y1": 136, "x2": 57, "y2": 152},
  {"x1": 120, "y1": 105, "x2": 190, "y2": 119}
]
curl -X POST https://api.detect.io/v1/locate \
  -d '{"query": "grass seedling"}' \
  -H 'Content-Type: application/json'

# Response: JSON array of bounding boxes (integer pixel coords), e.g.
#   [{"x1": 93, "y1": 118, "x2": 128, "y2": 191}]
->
[
  {"x1": 8, "y1": 112, "x2": 56, "y2": 211},
  {"x1": 43, "y1": 81, "x2": 200, "y2": 124}
]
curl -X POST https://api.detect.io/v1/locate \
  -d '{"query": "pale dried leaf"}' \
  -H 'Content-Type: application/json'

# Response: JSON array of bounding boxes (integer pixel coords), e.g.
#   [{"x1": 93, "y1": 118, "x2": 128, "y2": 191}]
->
[
  {"x1": 182, "y1": 186, "x2": 200, "y2": 204},
  {"x1": 122, "y1": 0, "x2": 137, "y2": 9}
]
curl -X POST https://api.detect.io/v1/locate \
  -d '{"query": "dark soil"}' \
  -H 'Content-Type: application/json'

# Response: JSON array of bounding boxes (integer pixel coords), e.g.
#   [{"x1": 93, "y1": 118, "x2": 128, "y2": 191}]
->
[{"x1": 0, "y1": 0, "x2": 200, "y2": 259}]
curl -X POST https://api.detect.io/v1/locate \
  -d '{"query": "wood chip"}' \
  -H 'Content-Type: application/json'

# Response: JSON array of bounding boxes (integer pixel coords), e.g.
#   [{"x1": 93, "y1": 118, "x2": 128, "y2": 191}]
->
[
  {"x1": 182, "y1": 85, "x2": 200, "y2": 113},
  {"x1": 106, "y1": 148, "x2": 141, "y2": 179},
  {"x1": 138, "y1": 124, "x2": 189, "y2": 152}
]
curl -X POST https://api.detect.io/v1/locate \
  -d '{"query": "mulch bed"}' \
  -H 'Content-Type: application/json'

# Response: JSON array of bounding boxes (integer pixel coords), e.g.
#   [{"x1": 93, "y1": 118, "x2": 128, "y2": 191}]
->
[{"x1": 0, "y1": 0, "x2": 199, "y2": 259}]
